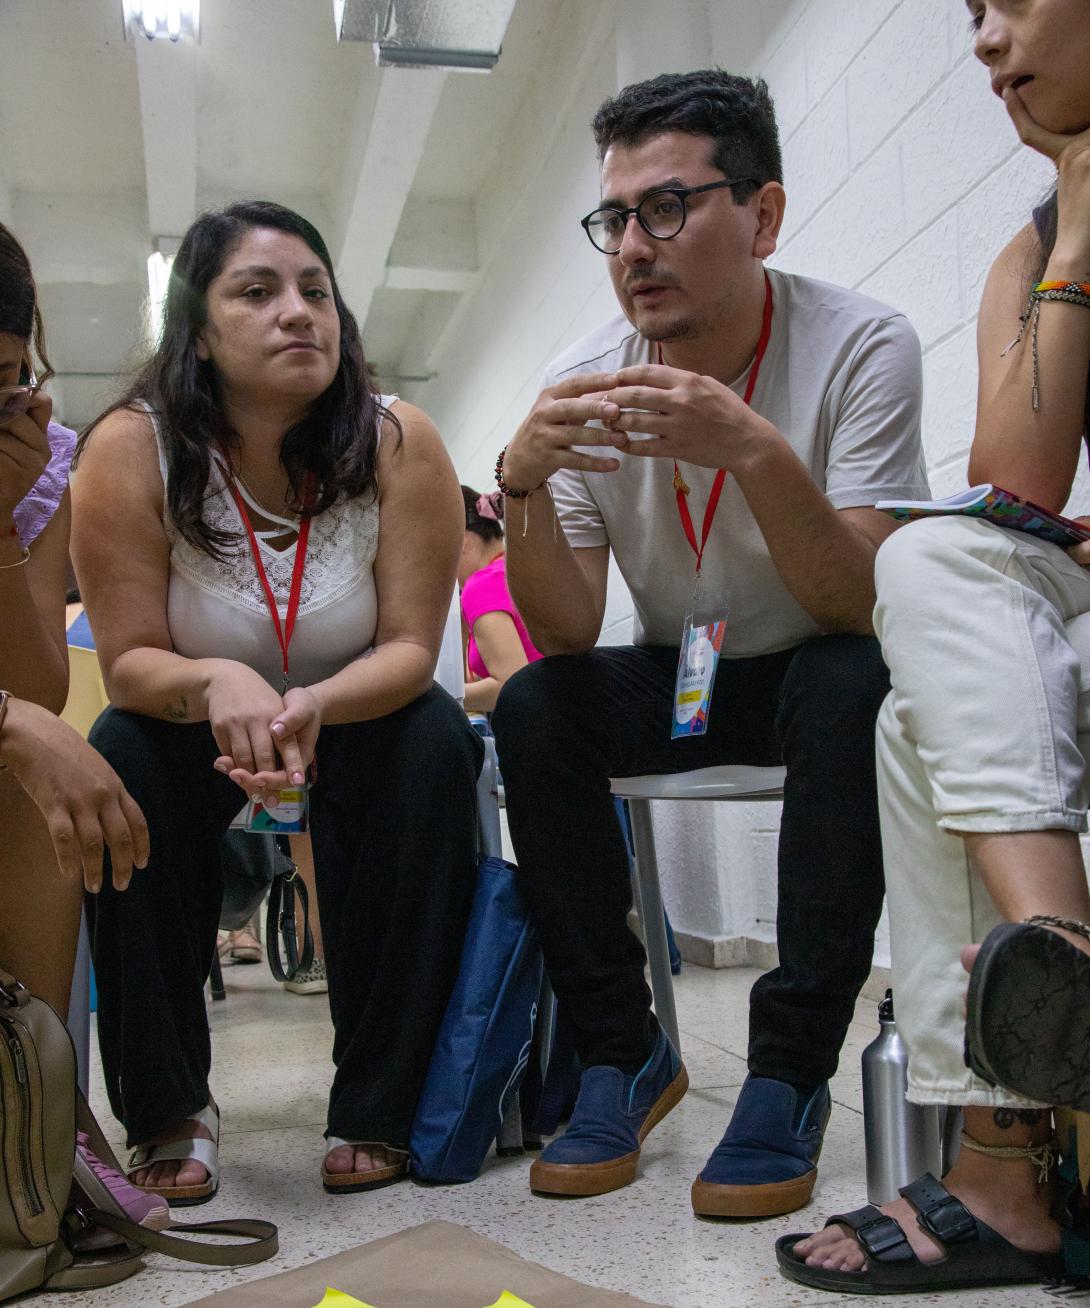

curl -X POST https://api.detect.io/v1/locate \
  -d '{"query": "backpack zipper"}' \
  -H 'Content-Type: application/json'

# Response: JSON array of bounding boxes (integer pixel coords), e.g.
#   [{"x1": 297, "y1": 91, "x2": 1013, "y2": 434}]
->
[{"x1": 1, "y1": 1020, "x2": 45, "y2": 1219}]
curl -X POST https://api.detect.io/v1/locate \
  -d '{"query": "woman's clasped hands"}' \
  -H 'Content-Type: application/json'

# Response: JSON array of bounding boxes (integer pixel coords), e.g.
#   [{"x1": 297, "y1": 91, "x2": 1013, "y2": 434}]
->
[{"x1": 206, "y1": 660, "x2": 320, "y2": 800}]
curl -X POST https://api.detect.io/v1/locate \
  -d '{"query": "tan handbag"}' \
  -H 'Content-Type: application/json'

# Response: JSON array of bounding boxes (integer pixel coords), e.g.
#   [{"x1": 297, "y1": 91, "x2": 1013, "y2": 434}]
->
[{"x1": 0, "y1": 966, "x2": 278, "y2": 1302}]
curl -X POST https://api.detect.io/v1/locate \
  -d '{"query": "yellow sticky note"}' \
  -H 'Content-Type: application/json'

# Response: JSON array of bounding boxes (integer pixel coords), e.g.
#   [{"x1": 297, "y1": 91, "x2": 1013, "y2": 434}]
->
[
  {"x1": 311, "y1": 1290, "x2": 377, "y2": 1308},
  {"x1": 484, "y1": 1294, "x2": 537, "y2": 1308}
]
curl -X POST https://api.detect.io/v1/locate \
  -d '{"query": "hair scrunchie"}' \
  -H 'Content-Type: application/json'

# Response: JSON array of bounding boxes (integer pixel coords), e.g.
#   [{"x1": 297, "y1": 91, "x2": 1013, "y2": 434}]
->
[{"x1": 475, "y1": 491, "x2": 504, "y2": 522}]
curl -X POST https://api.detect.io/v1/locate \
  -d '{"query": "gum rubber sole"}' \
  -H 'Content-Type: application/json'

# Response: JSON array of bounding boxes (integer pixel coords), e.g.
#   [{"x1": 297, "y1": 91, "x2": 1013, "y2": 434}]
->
[
  {"x1": 529, "y1": 1064, "x2": 689, "y2": 1198},
  {"x1": 691, "y1": 1165, "x2": 816, "y2": 1217}
]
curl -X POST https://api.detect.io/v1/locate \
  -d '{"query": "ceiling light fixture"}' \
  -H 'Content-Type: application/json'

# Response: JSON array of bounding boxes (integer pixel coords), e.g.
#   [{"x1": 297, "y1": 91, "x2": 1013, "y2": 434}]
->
[{"x1": 122, "y1": 1, "x2": 200, "y2": 43}]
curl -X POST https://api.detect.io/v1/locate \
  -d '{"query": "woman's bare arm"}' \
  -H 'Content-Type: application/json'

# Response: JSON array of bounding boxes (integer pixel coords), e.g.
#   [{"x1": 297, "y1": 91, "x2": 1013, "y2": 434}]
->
[
  {"x1": 969, "y1": 89, "x2": 1090, "y2": 510},
  {"x1": 305, "y1": 403, "x2": 462, "y2": 724},
  {"x1": 463, "y1": 610, "x2": 529, "y2": 713}
]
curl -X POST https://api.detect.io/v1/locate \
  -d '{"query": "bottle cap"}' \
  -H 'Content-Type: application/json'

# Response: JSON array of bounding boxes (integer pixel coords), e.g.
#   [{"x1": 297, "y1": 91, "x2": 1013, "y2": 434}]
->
[{"x1": 878, "y1": 987, "x2": 894, "y2": 1022}]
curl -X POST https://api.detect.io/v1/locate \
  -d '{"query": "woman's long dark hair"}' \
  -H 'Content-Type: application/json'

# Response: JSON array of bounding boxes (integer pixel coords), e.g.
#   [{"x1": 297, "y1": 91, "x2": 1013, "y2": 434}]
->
[
  {"x1": 0, "y1": 223, "x2": 54, "y2": 385},
  {"x1": 1031, "y1": 189, "x2": 1090, "y2": 432},
  {"x1": 78, "y1": 200, "x2": 394, "y2": 558}
]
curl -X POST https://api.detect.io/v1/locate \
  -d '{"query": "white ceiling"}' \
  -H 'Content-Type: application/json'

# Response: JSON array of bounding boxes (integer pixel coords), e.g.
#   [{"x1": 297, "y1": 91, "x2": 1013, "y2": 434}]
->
[{"x1": 0, "y1": 0, "x2": 564, "y2": 426}]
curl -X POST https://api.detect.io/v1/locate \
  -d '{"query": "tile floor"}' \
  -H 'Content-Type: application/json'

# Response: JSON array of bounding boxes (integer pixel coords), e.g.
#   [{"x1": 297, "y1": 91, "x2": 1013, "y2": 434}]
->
[{"x1": 39, "y1": 965, "x2": 1057, "y2": 1308}]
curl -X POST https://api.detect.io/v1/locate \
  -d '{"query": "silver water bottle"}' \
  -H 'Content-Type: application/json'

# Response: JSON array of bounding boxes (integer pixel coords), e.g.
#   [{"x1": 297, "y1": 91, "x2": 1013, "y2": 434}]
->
[{"x1": 861, "y1": 989, "x2": 943, "y2": 1204}]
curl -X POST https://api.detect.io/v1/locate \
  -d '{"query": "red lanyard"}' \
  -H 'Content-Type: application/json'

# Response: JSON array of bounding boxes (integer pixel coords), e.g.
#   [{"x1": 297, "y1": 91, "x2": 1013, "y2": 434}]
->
[
  {"x1": 222, "y1": 470, "x2": 316, "y2": 692},
  {"x1": 659, "y1": 271, "x2": 773, "y2": 574}
]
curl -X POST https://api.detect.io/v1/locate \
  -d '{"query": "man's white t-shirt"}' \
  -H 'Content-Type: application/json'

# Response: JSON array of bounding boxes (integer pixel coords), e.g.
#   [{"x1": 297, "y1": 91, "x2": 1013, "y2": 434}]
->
[{"x1": 546, "y1": 267, "x2": 930, "y2": 657}]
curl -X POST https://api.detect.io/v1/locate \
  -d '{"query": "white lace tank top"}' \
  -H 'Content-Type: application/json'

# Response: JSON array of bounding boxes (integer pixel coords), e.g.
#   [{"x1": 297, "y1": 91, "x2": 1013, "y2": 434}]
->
[{"x1": 147, "y1": 400, "x2": 388, "y2": 689}]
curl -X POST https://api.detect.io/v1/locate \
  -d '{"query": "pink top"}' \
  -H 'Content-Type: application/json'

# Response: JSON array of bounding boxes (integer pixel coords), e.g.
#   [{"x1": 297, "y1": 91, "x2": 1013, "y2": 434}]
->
[{"x1": 461, "y1": 554, "x2": 542, "y2": 680}]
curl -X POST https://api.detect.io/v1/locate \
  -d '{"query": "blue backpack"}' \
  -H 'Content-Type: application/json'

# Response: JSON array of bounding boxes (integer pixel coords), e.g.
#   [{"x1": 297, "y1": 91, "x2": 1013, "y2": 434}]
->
[{"x1": 409, "y1": 852, "x2": 543, "y2": 1183}]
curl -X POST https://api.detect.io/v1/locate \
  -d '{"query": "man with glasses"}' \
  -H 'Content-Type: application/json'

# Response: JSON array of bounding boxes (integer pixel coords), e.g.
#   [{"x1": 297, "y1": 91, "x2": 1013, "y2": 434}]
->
[{"x1": 491, "y1": 70, "x2": 929, "y2": 1216}]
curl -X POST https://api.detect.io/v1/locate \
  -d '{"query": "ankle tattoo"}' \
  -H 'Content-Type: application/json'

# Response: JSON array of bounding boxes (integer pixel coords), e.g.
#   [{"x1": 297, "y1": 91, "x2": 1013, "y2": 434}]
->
[{"x1": 993, "y1": 1108, "x2": 1047, "y2": 1130}]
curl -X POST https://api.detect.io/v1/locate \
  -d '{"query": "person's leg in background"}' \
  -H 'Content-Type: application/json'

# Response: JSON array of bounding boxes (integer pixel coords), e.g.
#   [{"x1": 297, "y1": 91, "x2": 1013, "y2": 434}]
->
[
  {"x1": 282, "y1": 832, "x2": 327, "y2": 994},
  {"x1": 693, "y1": 633, "x2": 890, "y2": 1219},
  {"x1": 308, "y1": 685, "x2": 482, "y2": 1188},
  {"x1": 86, "y1": 708, "x2": 245, "y2": 1195}
]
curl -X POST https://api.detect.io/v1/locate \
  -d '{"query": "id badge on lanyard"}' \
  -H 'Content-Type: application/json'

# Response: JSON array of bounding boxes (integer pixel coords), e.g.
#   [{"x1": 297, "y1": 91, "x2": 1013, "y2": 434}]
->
[
  {"x1": 672, "y1": 581, "x2": 729, "y2": 739},
  {"x1": 223, "y1": 464, "x2": 316, "y2": 831},
  {"x1": 244, "y1": 784, "x2": 309, "y2": 833},
  {"x1": 665, "y1": 272, "x2": 772, "y2": 741}
]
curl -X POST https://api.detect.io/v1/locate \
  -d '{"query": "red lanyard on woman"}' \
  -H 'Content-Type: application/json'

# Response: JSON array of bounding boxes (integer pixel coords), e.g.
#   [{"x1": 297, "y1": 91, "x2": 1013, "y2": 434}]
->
[
  {"x1": 658, "y1": 271, "x2": 774, "y2": 574},
  {"x1": 222, "y1": 470, "x2": 316, "y2": 693}
]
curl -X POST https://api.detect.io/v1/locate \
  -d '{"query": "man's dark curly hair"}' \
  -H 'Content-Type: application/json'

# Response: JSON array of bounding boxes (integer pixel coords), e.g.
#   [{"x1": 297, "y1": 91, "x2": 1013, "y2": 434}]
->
[{"x1": 591, "y1": 69, "x2": 782, "y2": 205}]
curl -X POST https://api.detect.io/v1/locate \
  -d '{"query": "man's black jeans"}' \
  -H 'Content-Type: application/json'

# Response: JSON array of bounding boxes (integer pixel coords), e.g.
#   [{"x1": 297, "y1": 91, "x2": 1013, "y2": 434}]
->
[{"x1": 492, "y1": 635, "x2": 889, "y2": 1086}]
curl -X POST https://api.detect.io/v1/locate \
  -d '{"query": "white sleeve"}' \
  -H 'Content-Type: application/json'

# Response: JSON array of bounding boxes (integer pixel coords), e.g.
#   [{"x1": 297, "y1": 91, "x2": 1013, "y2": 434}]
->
[
  {"x1": 824, "y1": 314, "x2": 931, "y2": 509},
  {"x1": 549, "y1": 466, "x2": 609, "y2": 548}
]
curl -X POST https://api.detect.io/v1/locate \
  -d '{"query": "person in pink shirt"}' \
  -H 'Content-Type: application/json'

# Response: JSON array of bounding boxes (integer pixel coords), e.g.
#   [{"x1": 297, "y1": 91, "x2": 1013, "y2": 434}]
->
[{"x1": 459, "y1": 485, "x2": 542, "y2": 713}]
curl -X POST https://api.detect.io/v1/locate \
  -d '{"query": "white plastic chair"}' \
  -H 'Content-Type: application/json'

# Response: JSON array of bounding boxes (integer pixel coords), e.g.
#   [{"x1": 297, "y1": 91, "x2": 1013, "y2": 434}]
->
[{"x1": 610, "y1": 764, "x2": 787, "y2": 1056}]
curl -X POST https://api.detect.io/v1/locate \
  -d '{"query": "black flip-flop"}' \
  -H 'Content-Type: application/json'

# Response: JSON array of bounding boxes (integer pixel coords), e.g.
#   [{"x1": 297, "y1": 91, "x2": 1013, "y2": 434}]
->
[
  {"x1": 775, "y1": 1172, "x2": 1063, "y2": 1294},
  {"x1": 965, "y1": 920, "x2": 1090, "y2": 1110}
]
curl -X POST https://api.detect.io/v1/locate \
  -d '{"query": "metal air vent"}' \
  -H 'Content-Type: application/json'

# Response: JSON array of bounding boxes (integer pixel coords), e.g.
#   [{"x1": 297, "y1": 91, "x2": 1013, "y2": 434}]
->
[{"x1": 333, "y1": 0, "x2": 517, "y2": 71}]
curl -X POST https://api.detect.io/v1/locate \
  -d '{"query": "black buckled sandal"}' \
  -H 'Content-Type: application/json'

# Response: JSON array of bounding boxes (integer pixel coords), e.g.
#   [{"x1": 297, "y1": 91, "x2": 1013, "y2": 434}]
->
[
  {"x1": 966, "y1": 915, "x2": 1090, "y2": 1111},
  {"x1": 775, "y1": 1173, "x2": 1064, "y2": 1294}
]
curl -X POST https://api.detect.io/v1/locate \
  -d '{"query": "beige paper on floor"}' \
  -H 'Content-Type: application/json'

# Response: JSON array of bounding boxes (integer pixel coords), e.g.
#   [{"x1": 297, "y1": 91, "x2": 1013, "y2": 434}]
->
[{"x1": 182, "y1": 1219, "x2": 669, "y2": 1308}]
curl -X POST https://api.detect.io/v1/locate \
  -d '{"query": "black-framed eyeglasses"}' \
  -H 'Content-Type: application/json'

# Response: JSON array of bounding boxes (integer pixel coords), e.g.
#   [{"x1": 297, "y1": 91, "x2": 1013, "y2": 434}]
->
[{"x1": 580, "y1": 178, "x2": 757, "y2": 254}]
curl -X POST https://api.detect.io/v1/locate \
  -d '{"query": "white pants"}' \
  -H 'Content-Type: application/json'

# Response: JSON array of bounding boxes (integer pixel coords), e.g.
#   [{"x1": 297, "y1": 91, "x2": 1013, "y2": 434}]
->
[{"x1": 874, "y1": 516, "x2": 1090, "y2": 1105}]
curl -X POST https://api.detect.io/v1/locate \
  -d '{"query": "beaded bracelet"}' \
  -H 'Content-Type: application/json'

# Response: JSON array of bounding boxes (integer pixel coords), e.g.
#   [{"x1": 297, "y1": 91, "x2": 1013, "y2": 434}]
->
[
  {"x1": 1035, "y1": 280, "x2": 1090, "y2": 298},
  {"x1": 1003, "y1": 280, "x2": 1090, "y2": 411},
  {"x1": 494, "y1": 445, "x2": 542, "y2": 499}
]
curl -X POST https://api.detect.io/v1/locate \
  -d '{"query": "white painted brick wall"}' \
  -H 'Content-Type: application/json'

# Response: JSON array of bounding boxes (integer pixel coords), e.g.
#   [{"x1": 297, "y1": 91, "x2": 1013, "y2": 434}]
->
[{"x1": 414, "y1": 0, "x2": 1078, "y2": 968}]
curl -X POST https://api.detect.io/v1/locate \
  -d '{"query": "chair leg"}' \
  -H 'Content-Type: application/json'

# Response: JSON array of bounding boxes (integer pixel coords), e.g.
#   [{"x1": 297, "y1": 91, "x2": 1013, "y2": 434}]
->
[
  {"x1": 627, "y1": 796, "x2": 681, "y2": 1056},
  {"x1": 209, "y1": 950, "x2": 226, "y2": 1001}
]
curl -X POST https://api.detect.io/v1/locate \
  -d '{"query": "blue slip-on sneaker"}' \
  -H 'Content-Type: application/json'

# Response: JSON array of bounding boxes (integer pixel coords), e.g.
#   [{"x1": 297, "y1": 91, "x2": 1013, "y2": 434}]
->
[
  {"x1": 691, "y1": 1075, "x2": 830, "y2": 1217},
  {"x1": 529, "y1": 1029, "x2": 688, "y2": 1197}
]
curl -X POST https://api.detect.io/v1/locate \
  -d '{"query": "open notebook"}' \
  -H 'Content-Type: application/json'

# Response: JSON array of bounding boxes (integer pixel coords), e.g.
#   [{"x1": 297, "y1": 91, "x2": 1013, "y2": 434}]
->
[{"x1": 877, "y1": 485, "x2": 1090, "y2": 550}]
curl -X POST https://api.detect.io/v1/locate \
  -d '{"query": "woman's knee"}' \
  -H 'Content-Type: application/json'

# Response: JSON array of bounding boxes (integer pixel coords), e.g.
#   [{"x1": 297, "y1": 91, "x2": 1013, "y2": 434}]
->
[{"x1": 876, "y1": 517, "x2": 1003, "y2": 608}]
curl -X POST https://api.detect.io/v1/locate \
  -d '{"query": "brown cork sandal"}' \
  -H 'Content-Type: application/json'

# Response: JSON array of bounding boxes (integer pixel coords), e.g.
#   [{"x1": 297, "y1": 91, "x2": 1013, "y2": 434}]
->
[
  {"x1": 125, "y1": 1102, "x2": 220, "y2": 1207},
  {"x1": 321, "y1": 1137, "x2": 409, "y2": 1195}
]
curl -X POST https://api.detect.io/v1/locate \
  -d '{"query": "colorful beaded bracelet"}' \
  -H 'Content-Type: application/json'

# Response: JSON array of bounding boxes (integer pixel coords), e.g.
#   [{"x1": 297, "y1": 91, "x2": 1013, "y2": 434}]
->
[{"x1": 1035, "y1": 280, "x2": 1090, "y2": 297}]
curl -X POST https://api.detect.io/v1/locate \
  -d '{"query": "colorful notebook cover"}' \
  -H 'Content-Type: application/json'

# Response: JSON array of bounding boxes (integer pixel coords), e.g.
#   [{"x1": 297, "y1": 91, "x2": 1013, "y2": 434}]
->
[{"x1": 876, "y1": 485, "x2": 1090, "y2": 550}]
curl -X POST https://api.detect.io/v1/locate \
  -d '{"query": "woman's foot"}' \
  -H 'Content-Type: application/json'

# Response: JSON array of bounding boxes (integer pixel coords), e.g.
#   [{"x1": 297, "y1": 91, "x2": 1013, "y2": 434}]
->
[
  {"x1": 323, "y1": 1142, "x2": 404, "y2": 1176},
  {"x1": 321, "y1": 1138, "x2": 409, "y2": 1194},
  {"x1": 794, "y1": 1109, "x2": 1059, "y2": 1273},
  {"x1": 128, "y1": 1103, "x2": 218, "y2": 1199},
  {"x1": 218, "y1": 927, "x2": 262, "y2": 965}
]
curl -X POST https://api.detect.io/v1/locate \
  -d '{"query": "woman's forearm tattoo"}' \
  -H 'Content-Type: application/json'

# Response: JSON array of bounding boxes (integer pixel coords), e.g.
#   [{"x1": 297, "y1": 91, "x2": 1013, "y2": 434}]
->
[{"x1": 161, "y1": 695, "x2": 189, "y2": 722}]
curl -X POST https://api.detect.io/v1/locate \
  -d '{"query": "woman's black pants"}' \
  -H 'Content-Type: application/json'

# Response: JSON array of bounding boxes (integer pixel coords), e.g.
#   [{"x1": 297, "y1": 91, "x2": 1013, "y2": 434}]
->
[{"x1": 86, "y1": 685, "x2": 482, "y2": 1149}]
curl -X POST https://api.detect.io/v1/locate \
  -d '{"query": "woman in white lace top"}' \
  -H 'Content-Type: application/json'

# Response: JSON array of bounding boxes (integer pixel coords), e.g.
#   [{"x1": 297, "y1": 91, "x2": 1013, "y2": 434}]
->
[{"x1": 71, "y1": 201, "x2": 483, "y2": 1203}]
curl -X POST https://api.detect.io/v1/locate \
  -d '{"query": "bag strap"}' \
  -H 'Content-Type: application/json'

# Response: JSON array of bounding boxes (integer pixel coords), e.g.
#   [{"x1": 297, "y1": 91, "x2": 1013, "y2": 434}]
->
[
  {"x1": 79, "y1": 1207, "x2": 279, "y2": 1266},
  {"x1": 76, "y1": 1087, "x2": 127, "y2": 1176},
  {"x1": 265, "y1": 845, "x2": 313, "y2": 983},
  {"x1": 45, "y1": 1240, "x2": 146, "y2": 1291}
]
